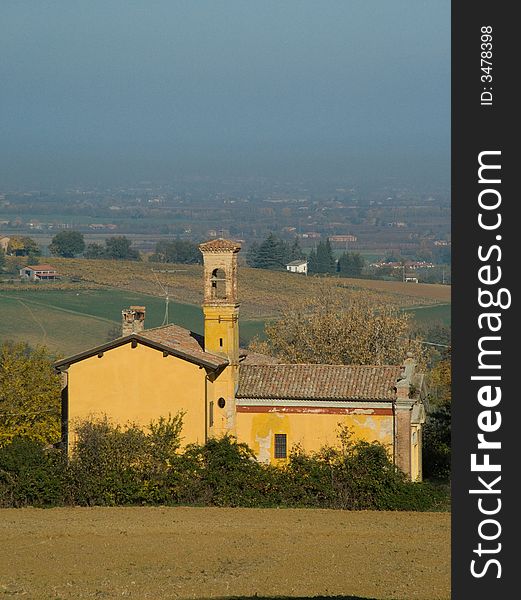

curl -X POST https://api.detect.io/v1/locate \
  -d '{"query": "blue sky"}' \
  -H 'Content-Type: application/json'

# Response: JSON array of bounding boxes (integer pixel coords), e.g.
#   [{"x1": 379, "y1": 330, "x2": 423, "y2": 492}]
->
[{"x1": 0, "y1": 1, "x2": 450, "y2": 187}]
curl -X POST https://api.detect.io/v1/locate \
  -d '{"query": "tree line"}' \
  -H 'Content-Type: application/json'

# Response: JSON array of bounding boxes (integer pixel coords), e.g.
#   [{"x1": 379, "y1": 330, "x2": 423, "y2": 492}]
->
[
  {"x1": 1, "y1": 232, "x2": 204, "y2": 264},
  {"x1": 246, "y1": 233, "x2": 365, "y2": 276}
]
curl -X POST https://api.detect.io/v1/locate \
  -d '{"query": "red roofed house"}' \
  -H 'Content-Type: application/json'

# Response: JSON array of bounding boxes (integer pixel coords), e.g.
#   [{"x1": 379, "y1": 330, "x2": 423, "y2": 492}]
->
[
  {"x1": 20, "y1": 264, "x2": 59, "y2": 281},
  {"x1": 55, "y1": 239, "x2": 426, "y2": 480}
]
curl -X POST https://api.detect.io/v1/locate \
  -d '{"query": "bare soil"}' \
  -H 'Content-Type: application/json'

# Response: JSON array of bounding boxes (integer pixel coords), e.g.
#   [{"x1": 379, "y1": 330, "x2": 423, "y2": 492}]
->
[{"x1": 0, "y1": 507, "x2": 450, "y2": 600}]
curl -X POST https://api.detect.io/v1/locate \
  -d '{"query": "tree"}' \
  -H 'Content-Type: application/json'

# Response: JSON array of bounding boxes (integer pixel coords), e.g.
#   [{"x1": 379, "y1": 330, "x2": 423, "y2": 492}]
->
[
  {"x1": 245, "y1": 241, "x2": 259, "y2": 267},
  {"x1": 7, "y1": 236, "x2": 41, "y2": 257},
  {"x1": 422, "y1": 404, "x2": 451, "y2": 480},
  {"x1": 312, "y1": 239, "x2": 335, "y2": 274},
  {"x1": 249, "y1": 290, "x2": 426, "y2": 366},
  {"x1": 104, "y1": 236, "x2": 140, "y2": 260},
  {"x1": 48, "y1": 231, "x2": 85, "y2": 258},
  {"x1": 149, "y1": 240, "x2": 201, "y2": 264},
  {"x1": 338, "y1": 251, "x2": 365, "y2": 277},
  {"x1": 422, "y1": 347, "x2": 451, "y2": 480},
  {"x1": 307, "y1": 247, "x2": 318, "y2": 273},
  {"x1": 427, "y1": 348, "x2": 451, "y2": 407},
  {"x1": 0, "y1": 342, "x2": 61, "y2": 447},
  {"x1": 253, "y1": 233, "x2": 287, "y2": 270},
  {"x1": 288, "y1": 237, "x2": 305, "y2": 261},
  {"x1": 84, "y1": 242, "x2": 106, "y2": 259}
]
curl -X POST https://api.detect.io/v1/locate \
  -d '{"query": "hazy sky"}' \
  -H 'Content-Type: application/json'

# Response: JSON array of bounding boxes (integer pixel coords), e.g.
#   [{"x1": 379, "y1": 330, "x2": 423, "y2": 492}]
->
[{"x1": 1, "y1": 1, "x2": 450, "y2": 187}]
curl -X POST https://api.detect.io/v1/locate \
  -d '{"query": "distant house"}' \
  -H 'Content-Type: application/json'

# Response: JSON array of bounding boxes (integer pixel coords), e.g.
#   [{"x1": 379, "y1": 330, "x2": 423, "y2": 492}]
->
[
  {"x1": 329, "y1": 234, "x2": 358, "y2": 243},
  {"x1": 0, "y1": 236, "x2": 9, "y2": 253},
  {"x1": 19, "y1": 265, "x2": 59, "y2": 281},
  {"x1": 286, "y1": 259, "x2": 308, "y2": 275}
]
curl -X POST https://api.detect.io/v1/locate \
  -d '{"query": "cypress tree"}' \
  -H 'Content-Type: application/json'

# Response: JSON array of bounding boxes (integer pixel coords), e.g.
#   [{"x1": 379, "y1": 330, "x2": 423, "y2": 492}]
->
[
  {"x1": 316, "y1": 239, "x2": 335, "y2": 273},
  {"x1": 308, "y1": 247, "x2": 319, "y2": 273},
  {"x1": 246, "y1": 242, "x2": 260, "y2": 267},
  {"x1": 288, "y1": 237, "x2": 305, "y2": 261},
  {"x1": 255, "y1": 233, "x2": 286, "y2": 269},
  {"x1": 338, "y1": 251, "x2": 365, "y2": 277}
]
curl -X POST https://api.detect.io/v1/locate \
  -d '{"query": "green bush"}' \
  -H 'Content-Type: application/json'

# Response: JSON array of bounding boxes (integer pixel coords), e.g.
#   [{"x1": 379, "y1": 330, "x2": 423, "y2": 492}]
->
[
  {"x1": 423, "y1": 405, "x2": 451, "y2": 481},
  {"x1": 0, "y1": 418, "x2": 450, "y2": 511},
  {"x1": 0, "y1": 437, "x2": 65, "y2": 507}
]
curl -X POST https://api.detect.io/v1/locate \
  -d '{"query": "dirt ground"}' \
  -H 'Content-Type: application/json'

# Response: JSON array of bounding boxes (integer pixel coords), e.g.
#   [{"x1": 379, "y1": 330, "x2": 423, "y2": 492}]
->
[{"x1": 0, "y1": 507, "x2": 450, "y2": 600}]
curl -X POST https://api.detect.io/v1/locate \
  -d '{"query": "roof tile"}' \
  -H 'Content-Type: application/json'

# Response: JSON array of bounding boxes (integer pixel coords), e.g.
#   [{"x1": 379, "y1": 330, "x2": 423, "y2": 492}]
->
[
  {"x1": 237, "y1": 364, "x2": 402, "y2": 401},
  {"x1": 199, "y1": 238, "x2": 241, "y2": 252},
  {"x1": 138, "y1": 324, "x2": 226, "y2": 368}
]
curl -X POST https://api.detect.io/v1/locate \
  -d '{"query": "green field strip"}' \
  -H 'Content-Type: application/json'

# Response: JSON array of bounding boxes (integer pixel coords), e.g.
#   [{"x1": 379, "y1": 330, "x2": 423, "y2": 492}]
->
[{"x1": 0, "y1": 293, "x2": 117, "y2": 324}]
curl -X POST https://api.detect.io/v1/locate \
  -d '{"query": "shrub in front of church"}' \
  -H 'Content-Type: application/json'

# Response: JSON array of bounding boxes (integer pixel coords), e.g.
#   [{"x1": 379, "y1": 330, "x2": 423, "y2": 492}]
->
[
  {"x1": 68, "y1": 414, "x2": 184, "y2": 506},
  {"x1": 0, "y1": 419, "x2": 448, "y2": 510}
]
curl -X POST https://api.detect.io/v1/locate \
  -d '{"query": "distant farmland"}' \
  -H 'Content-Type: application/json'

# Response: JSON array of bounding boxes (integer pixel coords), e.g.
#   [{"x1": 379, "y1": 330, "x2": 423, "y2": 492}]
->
[
  {"x1": 404, "y1": 303, "x2": 451, "y2": 327},
  {"x1": 40, "y1": 257, "x2": 450, "y2": 317},
  {"x1": 0, "y1": 258, "x2": 450, "y2": 354},
  {"x1": 0, "y1": 289, "x2": 265, "y2": 355}
]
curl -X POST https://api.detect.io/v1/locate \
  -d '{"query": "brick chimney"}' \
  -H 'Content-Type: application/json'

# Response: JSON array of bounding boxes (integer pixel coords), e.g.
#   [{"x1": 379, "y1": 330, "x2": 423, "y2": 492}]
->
[{"x1": 122, "y1": 306, "x2": 146, "y2": 336}]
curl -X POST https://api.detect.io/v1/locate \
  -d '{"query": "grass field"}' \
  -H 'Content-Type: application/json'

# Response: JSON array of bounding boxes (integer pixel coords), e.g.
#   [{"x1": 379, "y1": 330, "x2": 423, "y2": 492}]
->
[{"x1": 0, "y1": 507, "x2": 450, "y2": 600}]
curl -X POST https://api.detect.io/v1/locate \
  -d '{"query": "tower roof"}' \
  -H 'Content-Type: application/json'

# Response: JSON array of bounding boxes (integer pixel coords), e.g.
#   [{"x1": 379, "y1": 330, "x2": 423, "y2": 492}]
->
[{"x1": 199, "y1": 238, "x2": 241, "y2": 253}]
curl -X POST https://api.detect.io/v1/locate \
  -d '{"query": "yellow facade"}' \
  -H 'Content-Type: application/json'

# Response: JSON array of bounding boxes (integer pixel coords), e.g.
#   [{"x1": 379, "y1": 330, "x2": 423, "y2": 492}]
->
[
  {"x1": 236, "y1": 410, "x2": 394, "y2": 464},
  {"x1": 66, "y1": 343, "x2": 207, "y2": 448}
]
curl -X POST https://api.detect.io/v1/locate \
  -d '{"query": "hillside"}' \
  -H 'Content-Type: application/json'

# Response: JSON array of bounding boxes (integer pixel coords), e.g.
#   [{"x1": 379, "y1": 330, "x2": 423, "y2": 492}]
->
[
  {"x1": 0, "y1": 258, "x2": 450, "y2": 354},
  {"x1": 13, "y1": 257, "x2": 450, "y2": 319}
]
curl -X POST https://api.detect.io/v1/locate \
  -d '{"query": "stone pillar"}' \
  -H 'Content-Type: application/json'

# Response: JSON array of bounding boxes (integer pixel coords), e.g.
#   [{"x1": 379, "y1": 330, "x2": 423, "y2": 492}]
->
[{"x1": 394, "y1": 397, "x2": 414, "y2": 478}]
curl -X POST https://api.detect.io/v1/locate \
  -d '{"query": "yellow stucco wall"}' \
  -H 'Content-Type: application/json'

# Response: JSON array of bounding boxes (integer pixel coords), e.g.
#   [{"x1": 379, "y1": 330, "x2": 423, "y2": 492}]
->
[
  {"x1": 236, "y1": 410, "x2": 394, "y2": 464},
  {"x1": 67, "y1": 343, "x2": 207, "y2": 448}
]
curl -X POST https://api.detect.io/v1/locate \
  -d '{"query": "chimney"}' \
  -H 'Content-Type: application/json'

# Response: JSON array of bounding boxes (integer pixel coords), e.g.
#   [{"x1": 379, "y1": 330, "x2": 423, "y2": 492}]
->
[{"x1": 122, "y1": 306, "x2": 146, "y2": 336}]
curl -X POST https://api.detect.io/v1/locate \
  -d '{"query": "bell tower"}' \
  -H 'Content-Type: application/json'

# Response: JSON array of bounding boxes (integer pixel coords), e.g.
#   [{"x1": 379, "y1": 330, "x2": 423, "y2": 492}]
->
[
  {"x1": 199, "y1": 238, "x2": 241, "y2": 361},
  {"x1": 199, "y1": 238, "x2": 241, "y2": 436}
]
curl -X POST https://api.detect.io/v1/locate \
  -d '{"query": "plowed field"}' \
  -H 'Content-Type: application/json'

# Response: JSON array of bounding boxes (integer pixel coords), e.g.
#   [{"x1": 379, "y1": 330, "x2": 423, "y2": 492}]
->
[{"x1": 0, "y1": 507, "x2": 450, "y2": 600}]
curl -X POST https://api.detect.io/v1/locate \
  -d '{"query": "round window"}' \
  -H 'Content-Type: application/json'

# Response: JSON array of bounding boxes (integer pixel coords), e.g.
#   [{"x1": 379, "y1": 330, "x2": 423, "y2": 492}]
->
[{"x1": 217, "y1": 397, "x2": 226, "y2": 409}]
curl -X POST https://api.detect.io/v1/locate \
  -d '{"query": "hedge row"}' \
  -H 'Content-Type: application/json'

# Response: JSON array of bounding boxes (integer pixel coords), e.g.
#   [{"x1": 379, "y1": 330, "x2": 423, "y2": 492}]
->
[{"x1": 0, "y1": 417, "x2": 449, "y2": 511}]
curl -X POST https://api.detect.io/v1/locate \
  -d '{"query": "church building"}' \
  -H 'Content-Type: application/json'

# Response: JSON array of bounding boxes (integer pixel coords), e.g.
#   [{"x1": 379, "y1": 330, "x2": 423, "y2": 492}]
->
[{"x1": 54, "y1": 239, "x2": 426, "y2": 480}]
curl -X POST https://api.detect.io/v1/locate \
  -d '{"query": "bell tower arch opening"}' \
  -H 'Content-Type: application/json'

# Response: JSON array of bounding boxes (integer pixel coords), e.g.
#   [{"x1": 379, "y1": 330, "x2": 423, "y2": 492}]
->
[{"x1": 211, "y1": 268, "x2": 227, "y2": 300}]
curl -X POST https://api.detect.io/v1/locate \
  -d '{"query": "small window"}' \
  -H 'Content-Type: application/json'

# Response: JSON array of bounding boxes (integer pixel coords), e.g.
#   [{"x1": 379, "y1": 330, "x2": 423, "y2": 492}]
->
[
  {"x1": 219, "y1": 338, "x2": 223, "y2": 347},
  {"x1": 274, "y1": 434, "x2": 287, "y2": 459},
  {"x1": 209, "y1": 401, "x2": 214, "y2": 427}
]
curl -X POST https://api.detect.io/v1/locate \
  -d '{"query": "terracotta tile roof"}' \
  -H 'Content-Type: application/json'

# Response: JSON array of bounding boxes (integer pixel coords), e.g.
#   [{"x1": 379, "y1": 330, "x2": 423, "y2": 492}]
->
[
  {"x1": 199, "y1": 238, "x2": 241, "y2": 252},
  {"x1": 138, "y1": 324, "x2": 226, "y2": 369},
  {"x1": 237, "y1": 364, "x2": 402, "y2": 401},
  {"x1": 54, "y1": 323, "x2": 228, "y2": 371},
  {"x1": 26, "y1": 264, "x2": 57, "y2": 271}
]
